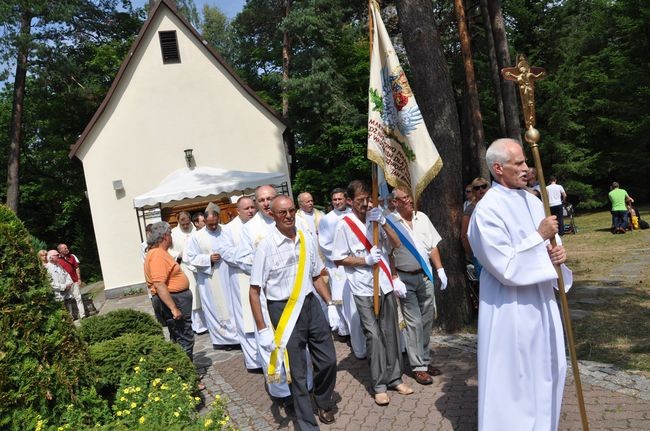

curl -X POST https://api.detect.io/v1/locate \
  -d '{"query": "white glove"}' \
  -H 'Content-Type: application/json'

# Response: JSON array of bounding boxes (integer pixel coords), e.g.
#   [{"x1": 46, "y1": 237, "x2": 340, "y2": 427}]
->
[
  {"x1": 364, "y1": 246, "x2": 382, "y2": 266},
  {"x1": 258, "y1": 327, "x2": 276, "y2": 352},
  {"x1": 392, "y1": 277, "x2": 407, "y2": 298},
  {"x1": 367, "y1": 207, "x2": 386, "y2": 225},
  {"x1": 437, "y1": 268, "x2": 448, "y2": 290},
  {"x1": 327, "y1": 304, "x2": 340, "y2": 331}
]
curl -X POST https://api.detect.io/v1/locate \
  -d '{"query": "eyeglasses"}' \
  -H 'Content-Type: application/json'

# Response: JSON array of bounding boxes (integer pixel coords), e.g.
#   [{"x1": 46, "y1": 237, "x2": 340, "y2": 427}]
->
[
  {"x1": 395, "y1": 195, "x2": 412, "y2": 202},
  {"x1": 275, "y1": 208, "x2": 296, "y2": 217},
  {"x1": 465, "y1": 189, "x2": 472, "y2": 193},
  {"x1": 473, "y1": 184, "x2": 489, "y2": 191}
]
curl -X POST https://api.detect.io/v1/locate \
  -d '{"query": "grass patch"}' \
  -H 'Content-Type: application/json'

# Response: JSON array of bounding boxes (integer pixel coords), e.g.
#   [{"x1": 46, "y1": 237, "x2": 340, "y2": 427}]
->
[{"x1": 562, "y1": 205, "x2": 650, "y2": 375}]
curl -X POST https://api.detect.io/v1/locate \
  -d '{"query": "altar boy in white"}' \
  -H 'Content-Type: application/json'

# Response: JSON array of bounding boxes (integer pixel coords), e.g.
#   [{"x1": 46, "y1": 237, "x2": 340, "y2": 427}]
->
[
  {"x1": 468, "y1": 139, "x2": 572, "y2": 431},
  {"x1": 185, "y1": 204, "x2": 239, "y2": 349}
]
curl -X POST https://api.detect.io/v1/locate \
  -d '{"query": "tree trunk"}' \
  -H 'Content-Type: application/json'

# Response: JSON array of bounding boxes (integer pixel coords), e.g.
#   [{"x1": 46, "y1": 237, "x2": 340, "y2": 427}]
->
[
  {"x1": 479, "y1": 0, "x2": 506, "y2": 137},
  {"x1": 487, "y1": 0, "x2": 521, "y2": 140},
  {"x1": 396, "y1": 0, "x2": 469, "y2": 330},
  {"x1": 6, "y1": 12, "x2": 31, "y2": 213},
  {"x1": 454, "y1": 0, "x2": 489, "y2": 180}
]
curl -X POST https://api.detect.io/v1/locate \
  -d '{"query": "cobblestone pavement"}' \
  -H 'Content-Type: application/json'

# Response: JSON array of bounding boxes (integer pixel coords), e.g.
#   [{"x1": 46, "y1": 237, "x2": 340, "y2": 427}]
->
[{"x1": 94, "y1": 291, "x2": 650, "y2": 430}]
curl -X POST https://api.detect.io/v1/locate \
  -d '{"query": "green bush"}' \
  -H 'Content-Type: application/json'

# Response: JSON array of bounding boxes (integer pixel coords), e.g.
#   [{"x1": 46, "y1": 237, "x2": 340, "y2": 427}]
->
[
  {"x1": 78, "y1": 309, "x2": 163, "y2": 345},
  {"x1": 0, "y1": 205, "x2": 99, "y2": 430},
  {"x1": 46, "y1": 363, "x2": 234, "y2": 431},
  {"x1": 89, "y1": 333, "x2": 198, "y2": 400}
]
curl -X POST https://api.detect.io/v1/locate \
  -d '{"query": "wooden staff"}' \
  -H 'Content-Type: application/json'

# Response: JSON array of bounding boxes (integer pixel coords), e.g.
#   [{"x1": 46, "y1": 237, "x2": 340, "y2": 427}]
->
[
  {"x1": 369, "y1": 0, "x2": 380, "y2": 316},
  {"x1": 503, "y1": 54, "x2": 590, "y2": 431}
]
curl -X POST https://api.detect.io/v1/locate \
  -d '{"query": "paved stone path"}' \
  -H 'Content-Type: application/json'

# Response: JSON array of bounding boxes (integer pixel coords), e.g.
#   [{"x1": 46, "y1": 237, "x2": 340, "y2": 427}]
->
[{"x1": 92, "y1": 290, "x2": 650, "y2": 430}]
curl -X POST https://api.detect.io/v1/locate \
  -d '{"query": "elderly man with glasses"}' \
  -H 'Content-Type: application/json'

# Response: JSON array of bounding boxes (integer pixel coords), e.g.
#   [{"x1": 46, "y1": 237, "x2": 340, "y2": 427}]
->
[{"x1": 387, "y1": 186, "x2": 446, "y2": 385}]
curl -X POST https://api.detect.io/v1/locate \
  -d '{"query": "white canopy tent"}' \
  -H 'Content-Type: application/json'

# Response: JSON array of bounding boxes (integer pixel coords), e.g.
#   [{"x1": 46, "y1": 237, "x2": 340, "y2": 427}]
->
[{"x1": 133, "y1": 166, "x2": 287, "y2": 209}]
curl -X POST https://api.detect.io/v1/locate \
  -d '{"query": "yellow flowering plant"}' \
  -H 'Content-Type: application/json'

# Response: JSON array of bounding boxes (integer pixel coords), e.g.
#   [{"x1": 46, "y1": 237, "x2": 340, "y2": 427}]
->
[{"x1": 108, "y1": 359, "x2": 235, "y2": 430}]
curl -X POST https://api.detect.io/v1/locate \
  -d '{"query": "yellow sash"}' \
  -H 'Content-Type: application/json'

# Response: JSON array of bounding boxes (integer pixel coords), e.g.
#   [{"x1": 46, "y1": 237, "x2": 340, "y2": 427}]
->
[{"x1": 267, "y1": 230, "x2": 307, "y2": 384}]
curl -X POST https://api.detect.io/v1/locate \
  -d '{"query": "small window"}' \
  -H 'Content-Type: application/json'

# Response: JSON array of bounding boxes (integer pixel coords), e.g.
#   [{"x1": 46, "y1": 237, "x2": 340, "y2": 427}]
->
[{"x1": 159, "y1": 31, "x2": 180, "y2": 63}]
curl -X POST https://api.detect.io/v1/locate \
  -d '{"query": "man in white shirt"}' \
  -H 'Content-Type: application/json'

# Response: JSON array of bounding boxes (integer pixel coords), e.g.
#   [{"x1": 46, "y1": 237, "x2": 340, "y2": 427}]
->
[
  {"x1": 318, "y1": 188, "x2": 366, "y2": 359},
  {"x1": 468, "y1": 138, "x2": 570, "y2": 431},
  {"x1": 332, "y1": 180, "x2": 413, "y2": 406},
  {"x1": 235, "y1": 185, "x2": 293, "y2": 402},
  {"x1": 546, "y1": 175, "x2": 567, "y2": 235},
  {"x1": 185, "y1": 204, "x2": 240, "y2": 350},
  {"x1": 221, "y1": 196, "x2": 261, "y2": 370},
  {"x1": 250, "y1": 195, "x2": 337, "y2": 429},
  {"x1": 388, "y1": 186, "x2": 447, "y2": 385},
  {"x1": 295, "y1": 192, "x2": 324, "y2": 236}
]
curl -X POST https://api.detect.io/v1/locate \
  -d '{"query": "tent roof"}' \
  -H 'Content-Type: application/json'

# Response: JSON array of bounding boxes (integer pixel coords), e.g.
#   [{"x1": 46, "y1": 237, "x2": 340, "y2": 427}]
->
[{"x1": 133, "y1": 166, "x2": 286, "y2": 208}]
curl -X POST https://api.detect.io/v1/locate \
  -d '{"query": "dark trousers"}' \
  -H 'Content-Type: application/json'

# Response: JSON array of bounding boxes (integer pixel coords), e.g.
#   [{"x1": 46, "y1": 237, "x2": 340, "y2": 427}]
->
[
  {"x1": 550, "y1": 204, "x2": 564, "y2": 235},
  {"x1": 152, "y1": 289, "x2": 194, "y2": 361},
  {"x1": 268, "y1": 293, "x2": 337, "y2": 431},
  {"x1": 612, "y1": 210, "x2": 628, "y2": 230},
  {"x1": 354, "y1": 292, "x2": 403, "y2": 393}
]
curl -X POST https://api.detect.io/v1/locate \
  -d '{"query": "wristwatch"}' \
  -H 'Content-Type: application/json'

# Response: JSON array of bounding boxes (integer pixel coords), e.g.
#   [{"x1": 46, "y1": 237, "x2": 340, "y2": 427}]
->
[{"x1": 327, "y1": 301, "x2": 335, "y2": 306}]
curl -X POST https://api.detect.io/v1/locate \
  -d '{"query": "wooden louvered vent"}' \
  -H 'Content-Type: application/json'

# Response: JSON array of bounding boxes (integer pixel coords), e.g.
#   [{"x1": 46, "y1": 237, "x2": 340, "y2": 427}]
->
[{"x1": 159, "y1": 31, "x2": 180, "y2": 63}]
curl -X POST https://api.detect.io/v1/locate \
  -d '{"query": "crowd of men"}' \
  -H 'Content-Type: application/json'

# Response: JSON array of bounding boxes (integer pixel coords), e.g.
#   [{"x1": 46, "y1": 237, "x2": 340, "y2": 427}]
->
[
  {"x1": 138, "y1": 177, "x2": 454, "y2": 429},
  {"x1": 138, "y1": 138, "x2": 572, "y2": 430}
]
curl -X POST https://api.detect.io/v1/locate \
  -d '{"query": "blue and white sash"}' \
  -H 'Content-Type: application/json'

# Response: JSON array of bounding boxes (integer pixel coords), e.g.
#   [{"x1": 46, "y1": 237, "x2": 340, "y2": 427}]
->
[{"x1": 385, "y1": 213, "x2": 434, "y2": 281}]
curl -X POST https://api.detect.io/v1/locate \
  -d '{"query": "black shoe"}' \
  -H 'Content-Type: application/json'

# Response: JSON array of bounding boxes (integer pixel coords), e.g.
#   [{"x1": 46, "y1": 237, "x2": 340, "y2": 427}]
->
[{"x1": 318, "y1": 408, "x2": 335, "y2": 424}]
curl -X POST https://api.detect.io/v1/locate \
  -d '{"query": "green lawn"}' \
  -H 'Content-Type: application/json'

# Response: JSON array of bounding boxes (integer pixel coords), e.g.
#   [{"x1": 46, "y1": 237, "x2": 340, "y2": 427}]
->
[{"x1": 562, "y1": 205, "x2": 650, "y2": 375}]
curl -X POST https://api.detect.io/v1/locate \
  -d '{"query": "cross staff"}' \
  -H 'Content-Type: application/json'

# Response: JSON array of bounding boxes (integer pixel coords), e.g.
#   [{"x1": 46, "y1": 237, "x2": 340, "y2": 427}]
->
[{"x1": 503, "y1": 54, "x2": 590, "y2": 431}]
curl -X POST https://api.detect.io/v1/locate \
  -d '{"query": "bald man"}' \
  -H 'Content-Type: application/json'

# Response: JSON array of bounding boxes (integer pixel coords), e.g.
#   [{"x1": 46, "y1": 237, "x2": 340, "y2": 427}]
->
[
  {"x1": 250, "y1": 195, "x2": 337, "y2": 428},
  {"x1": 296, "y1": 192, "x2": 324, "y2": 236}
]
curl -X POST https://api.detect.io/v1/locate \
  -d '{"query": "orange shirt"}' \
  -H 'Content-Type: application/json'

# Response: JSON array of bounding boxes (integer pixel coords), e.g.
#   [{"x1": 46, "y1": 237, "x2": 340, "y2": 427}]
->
[{"x1": 144, "y1": 247, "x2": 189, "y2": 295}]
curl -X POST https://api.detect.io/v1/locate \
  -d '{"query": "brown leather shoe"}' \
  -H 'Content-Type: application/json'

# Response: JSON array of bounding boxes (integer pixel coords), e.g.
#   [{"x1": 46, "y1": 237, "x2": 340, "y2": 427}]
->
[
  {"x1": 427, "y1": 364, "x2": 442, "y2": 376},
  {"x1": 374, "y1": 392, "x2": 390, "y2": 405},
  {"x1": 318, "y1": 408, "x2": 335, "y2": 424},
  {"x1": 413, "y1": 370, "x2": 433, "y2": 385},
  {"x1": 392, "y1": 383, "x2": 414, "y2": 395}
]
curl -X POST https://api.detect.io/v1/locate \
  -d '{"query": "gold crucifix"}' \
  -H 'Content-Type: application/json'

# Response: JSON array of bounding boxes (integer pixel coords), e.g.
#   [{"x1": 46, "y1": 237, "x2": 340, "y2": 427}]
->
[{"x1": 502, "y1": 54, "x2": 546, "y2": 129}]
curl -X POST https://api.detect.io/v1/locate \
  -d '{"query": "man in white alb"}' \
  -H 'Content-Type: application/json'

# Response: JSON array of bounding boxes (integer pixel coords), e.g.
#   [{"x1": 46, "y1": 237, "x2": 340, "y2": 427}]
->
[
  {"x1": 221, "y1": 196, "x2": 261, "y2": 370},
  {"x1": 169, "y1": 211, "x2": 207, "y2": 334},
  {"x1": 468, "y1": 138, "x2": 572, "y2": 431},
  {"x1": 185, "y1": 204, "x2": 240, "y2": 350},
  {"x1": 295, "y1": 192, "x2": 323, "y2": 236},
  {"x1": 318, "y1": 187, "x2": 366, "y2": 359},
  {"x1": 251, "y1": 195, "x2": 337, "y2": 429}
]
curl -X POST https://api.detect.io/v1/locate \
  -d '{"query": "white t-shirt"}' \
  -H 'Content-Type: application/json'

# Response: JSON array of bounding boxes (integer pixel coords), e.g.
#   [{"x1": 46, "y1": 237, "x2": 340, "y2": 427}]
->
[{"x1": 546, "y1": 183, "x2": 565, "y2": 207}]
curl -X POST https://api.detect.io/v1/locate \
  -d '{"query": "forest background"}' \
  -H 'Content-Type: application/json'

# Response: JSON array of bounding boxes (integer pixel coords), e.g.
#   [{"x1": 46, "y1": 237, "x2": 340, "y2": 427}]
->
[{"x1": 1, "y1": 0, "x2": 648, "y2": 328}]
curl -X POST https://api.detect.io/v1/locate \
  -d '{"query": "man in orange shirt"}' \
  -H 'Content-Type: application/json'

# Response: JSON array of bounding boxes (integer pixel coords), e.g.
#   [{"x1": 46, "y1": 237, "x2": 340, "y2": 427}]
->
[{"x1": 144, "y1": 221, "x2": 194, "y2": 360}]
